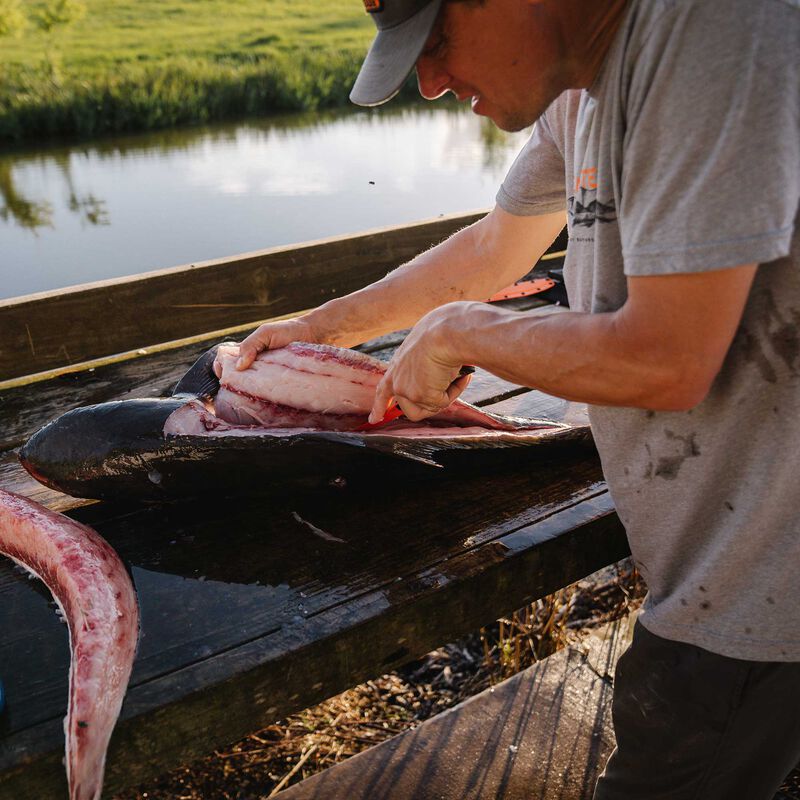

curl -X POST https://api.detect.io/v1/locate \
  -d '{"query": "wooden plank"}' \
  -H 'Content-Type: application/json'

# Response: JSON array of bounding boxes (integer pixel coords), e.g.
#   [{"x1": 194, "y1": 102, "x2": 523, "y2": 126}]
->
[
  {"x1": 0, "y1": 212, "x2": 485, "y2": 381},
  {"x1": 0, "y1": 308, "x2": 313, "y2": 393},
  {"x1": 280, "y1": 615, "x2": 637, "y2": 800},
  {"x1": 0, "y1": 382, "x2": 619, "y2": 796},
  {"x1": 1, "y1": 432, "x2": 604, "y2": 726}
]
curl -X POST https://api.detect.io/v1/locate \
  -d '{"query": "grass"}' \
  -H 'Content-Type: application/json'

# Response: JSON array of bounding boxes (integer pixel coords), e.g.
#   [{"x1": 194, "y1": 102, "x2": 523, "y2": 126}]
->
[{"x1": 0, "y1": 1, "x2": 382, "y2": 143}]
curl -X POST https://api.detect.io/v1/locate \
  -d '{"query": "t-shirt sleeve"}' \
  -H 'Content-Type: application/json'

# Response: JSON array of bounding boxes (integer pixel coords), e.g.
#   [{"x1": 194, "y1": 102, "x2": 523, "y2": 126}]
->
[
  {"x1": 495, "y1": 93, "x2": 571, "y2": 216},
  {"x1": 620, "y1": 0, "x2": 799, "y2": 276}
]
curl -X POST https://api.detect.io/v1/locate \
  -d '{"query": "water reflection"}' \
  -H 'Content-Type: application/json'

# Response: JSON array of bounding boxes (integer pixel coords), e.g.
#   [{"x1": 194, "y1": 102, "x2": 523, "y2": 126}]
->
[
  {"x1": 0, "y1": 151, "x2": 109, "y2": 232},
  {"x1": 1, "y1": 102, "x2": 531, "y2": 299},
  {"x1": 0, "y1": 159, "x2": 53, "y2": 231}
]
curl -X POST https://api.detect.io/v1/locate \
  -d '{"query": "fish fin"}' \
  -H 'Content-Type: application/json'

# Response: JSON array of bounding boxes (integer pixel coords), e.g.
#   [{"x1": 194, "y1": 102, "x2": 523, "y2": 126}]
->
[
  {"x1": 311, "y1": 432, "x2": 443, "y2": 468},
  {"x1": 173, "y1": 343, "x2": 234, "y2": 399},
  {"x1": 360, "y1": 423, "x2": 592, "y2": 460}
]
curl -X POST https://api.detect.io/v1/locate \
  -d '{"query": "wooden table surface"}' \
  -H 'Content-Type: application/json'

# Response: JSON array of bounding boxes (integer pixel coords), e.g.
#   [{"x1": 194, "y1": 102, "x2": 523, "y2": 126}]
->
[{"x1": 0, "y1": 308, "x2": 629, "y2": 798}]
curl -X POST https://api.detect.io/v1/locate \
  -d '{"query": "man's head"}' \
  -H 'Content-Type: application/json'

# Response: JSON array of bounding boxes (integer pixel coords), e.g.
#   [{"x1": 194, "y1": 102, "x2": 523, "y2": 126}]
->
[{"x1": 351, "y1": 0, "x2": 625, "y2": 132}]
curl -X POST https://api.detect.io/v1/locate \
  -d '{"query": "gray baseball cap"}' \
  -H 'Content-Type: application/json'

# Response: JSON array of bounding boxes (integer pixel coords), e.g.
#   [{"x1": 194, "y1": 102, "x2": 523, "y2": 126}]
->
[{"x1": 350, "y1": 0, "x2": 445, "y2": 107}]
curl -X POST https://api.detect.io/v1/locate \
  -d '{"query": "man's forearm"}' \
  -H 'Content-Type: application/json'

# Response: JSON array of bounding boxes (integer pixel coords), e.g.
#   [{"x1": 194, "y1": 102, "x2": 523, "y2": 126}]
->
[
  {"x1": 304, "y1": 208, "x2": 566, "y2": 348},
  {"x1": 444, "y1": 302, "x2": 707, "y2": 411},
  {"x1": 305, "y1": 222, "x2": 484, "y2": 347}
]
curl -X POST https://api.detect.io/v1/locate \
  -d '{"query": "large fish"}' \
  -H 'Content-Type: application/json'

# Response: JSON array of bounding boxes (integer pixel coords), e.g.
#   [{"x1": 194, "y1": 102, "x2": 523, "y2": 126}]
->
[
  {"x1": 20, "y1": 342, "x2": 589, "y2": 501},
  {"x1": 0, "y1": 489, "x2": 139, "y2": 800}
]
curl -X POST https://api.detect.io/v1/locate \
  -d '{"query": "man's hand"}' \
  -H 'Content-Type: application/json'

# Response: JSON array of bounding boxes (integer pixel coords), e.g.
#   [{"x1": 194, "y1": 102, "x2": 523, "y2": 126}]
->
[
  {"x1": 368, "y1": 303, "x2": 473, "y2": 423},
  {"x1": 235, "y1": 316, "x2": 323, "y2": 370}
]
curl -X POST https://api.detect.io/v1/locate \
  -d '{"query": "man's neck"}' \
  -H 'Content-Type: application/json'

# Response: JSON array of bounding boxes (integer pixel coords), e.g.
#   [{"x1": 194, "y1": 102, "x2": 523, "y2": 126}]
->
[{"x1": 549, "y1": 0, "x2": 630, "y2": 89}]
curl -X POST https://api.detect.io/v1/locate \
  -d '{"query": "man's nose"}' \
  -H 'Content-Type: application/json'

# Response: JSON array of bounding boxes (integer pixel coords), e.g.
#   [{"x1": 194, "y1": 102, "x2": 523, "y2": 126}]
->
[{"x1": 416, "y1": 56, "x2": 451, "y2": 100}]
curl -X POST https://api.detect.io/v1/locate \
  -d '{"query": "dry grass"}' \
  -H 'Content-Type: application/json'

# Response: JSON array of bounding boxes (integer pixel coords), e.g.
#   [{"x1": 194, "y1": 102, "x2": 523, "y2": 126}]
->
[{"x1": 114, "y1": 560, "x2": 648, "y2": 799}]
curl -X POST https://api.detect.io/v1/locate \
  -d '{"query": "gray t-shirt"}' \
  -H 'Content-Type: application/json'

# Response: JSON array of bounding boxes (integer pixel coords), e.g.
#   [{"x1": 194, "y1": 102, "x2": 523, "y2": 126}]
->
[{"x1": 497, "y1": 0, "x2": 800, "y2": 661}]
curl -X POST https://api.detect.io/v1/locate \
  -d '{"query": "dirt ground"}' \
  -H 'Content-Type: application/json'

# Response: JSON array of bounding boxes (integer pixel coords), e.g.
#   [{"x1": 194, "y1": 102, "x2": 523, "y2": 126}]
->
[{"x1": 114, "y1": 560, "x2": 800, "y2": 800}]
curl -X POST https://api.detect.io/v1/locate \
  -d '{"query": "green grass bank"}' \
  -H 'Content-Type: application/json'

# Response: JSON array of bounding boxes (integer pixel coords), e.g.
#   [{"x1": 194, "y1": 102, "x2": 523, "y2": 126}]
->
[{"x1": 0, "y1": 0, "x2": 389, "y2": 143}]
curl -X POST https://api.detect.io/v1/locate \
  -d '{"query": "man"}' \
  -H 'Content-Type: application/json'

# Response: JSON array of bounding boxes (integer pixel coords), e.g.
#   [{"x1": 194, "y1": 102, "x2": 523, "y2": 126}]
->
[{"x1": 238, "y1": 0, "x2": 800, "y2": 797}]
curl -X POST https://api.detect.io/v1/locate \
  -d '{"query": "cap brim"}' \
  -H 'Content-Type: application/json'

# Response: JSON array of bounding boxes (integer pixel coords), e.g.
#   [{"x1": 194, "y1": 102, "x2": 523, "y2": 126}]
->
[{"x1": 350, "y1": 0, "x2": 444, "y2": 107}]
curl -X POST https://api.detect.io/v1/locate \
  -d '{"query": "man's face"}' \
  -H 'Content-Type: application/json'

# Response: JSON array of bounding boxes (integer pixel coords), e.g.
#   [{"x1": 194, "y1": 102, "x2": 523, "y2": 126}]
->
[{"x1": 415, "y1": 0, "x2": 566, "y2": 132}]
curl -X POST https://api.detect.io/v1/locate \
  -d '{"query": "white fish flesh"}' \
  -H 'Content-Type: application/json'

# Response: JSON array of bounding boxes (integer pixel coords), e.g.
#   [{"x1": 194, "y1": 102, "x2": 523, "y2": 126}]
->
[{"x1": 0, "y1": 489, "x2": 139, "y2": 799}]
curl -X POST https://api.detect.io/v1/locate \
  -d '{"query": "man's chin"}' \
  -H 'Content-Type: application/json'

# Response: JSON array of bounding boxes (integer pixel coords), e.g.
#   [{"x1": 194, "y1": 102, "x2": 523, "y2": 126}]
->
[
  {"x1": 469, "y1": 96, "x2": 534, "y2": 132},
  {"x1": 495, "y1": 116, "x2": 532, "y2": 133}
]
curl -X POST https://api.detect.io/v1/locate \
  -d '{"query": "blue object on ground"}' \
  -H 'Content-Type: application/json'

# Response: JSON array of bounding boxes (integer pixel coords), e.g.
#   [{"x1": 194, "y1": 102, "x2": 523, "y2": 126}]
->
[{"x1": 0, "y1": 678, "x2": 5, "y2": 714}]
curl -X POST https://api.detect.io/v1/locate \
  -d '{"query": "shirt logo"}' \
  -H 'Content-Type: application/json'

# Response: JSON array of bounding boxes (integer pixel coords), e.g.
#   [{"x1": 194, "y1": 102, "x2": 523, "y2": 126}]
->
[
  {"x1": 574, "y1": 168, "x2": 598, "y2": 192},
  {"x1": 569, "y1": 166, "x2": 617, "y2": 228},
  {"x1": 363, "y1": 0, "x2": 384, "y2": 12}
]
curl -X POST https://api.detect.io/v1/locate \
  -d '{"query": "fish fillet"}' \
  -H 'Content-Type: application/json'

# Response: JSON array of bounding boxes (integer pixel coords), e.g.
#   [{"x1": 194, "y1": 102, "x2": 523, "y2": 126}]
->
[
  {"x1": 207, "y1": 342, "x2": 544, "y2": 433},
  {"x1": 0, "y1": 490, "x2": 139, "y2": 800}
]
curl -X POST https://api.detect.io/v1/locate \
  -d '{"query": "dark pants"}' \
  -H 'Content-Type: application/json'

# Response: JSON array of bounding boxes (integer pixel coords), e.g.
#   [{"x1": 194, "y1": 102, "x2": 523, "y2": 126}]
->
[{"x1": 593, "y1": 621, "x2": 800, "y2": 800}]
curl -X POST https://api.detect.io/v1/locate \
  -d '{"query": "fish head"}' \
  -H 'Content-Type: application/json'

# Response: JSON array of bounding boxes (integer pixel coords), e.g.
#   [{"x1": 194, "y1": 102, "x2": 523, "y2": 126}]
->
[{"x1": 19, "y1": 398, "x2": 186, "y2": 499}]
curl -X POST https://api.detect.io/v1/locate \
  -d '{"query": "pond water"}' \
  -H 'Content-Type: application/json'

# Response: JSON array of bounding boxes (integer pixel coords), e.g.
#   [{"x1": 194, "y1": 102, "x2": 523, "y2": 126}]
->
[{"x1": 0, "y1": 103, "x2": 532, "y2": 301}]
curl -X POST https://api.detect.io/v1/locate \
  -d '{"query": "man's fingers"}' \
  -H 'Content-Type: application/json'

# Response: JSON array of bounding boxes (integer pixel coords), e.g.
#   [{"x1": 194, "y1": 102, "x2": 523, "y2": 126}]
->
[
  {"x1": 445, "y1": 372, "x2": 472, "y2": 404},
  {"x1": 395, "y1": 396, "x2": 437, "y2": 422},
  {"x1": 235, "y1": 318, "x2": 316, "y2": 370},
  {"x1": 369, "y1": 380, "x2": 394, "y2": 424},
  {"x1": 236, "y1": 331, "x2": 271, "y2": 370},
  {"x1": 377, "y1": 367, "x2": 470, "y2": 423},
  {"x1": 235, "y1": 342, "x2": 257, "y2": 371}
]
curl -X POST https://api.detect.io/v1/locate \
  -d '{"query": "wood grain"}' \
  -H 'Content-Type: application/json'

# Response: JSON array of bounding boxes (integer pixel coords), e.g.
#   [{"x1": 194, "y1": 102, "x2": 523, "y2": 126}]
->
[{"x1": 279, "y1": 617, "x2": 636, "y2": 800}]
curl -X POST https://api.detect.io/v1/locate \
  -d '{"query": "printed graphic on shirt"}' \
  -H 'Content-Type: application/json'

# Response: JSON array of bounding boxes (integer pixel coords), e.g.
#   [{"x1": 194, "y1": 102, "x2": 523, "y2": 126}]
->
[
  {"x1": 568, "y1": 168, "x2": 617, "y2": 228},
  {"x1": 363, "y1": 0, "x2": 383, "y2": 11}
]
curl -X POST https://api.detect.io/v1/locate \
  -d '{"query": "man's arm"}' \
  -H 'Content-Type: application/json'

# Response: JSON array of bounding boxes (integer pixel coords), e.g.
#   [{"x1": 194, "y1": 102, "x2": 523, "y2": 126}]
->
[
  {"x1": 369, "y1": 264, "x2": 757, "y2": 421},
  {"x1": 235, "y1": 206, "x2": 566, "y2": 368}
]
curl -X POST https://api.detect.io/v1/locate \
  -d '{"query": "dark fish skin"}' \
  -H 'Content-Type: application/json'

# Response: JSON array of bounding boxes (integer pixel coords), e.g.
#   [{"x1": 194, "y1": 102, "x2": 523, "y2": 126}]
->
[
  {"x1": 19, "y1": 398, "x2": 186, "y2": 499},
  {"x1": 172, "y1": 342, "x2": 229, "y2": 398},
  {"x1": 17, "y1": 396, "x2": 441, "y2": 500},
  {"x1": 19, "y1": 397, "x2": 590, "y2": 501}
]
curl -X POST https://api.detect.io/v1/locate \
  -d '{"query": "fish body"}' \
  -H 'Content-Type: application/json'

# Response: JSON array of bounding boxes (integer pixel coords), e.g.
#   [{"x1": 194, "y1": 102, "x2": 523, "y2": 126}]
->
[
  {"x1": 20, "y1": 342, "x2": 589, "y2": 501},
  {"x1": 0, "y1": 490, "x2": 138, "y2": 799}
]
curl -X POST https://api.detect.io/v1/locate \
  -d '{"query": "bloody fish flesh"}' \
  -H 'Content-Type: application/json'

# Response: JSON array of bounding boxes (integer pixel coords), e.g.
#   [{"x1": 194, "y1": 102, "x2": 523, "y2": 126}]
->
[{"x1": 0, "y1": 489, "x2": 139, "y2": 799}]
